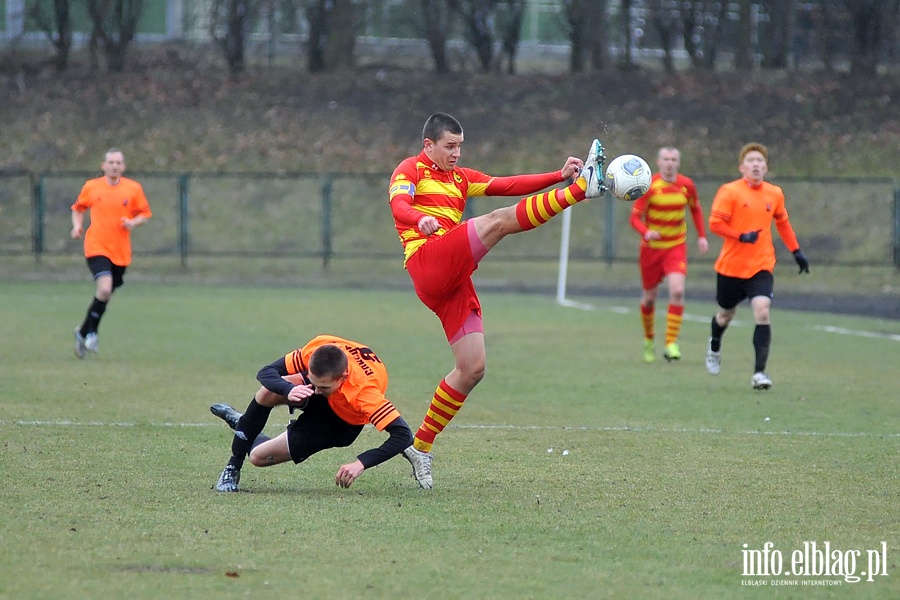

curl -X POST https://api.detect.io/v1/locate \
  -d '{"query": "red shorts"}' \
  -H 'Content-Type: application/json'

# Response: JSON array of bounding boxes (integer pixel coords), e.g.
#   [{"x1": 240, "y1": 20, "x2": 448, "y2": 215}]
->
[
  {"x1": 406, "y1": 222, "x2": 482, "y2": 341},
  {"x1": 639, "y1": 244, "x2": 688, "y2": 290}
]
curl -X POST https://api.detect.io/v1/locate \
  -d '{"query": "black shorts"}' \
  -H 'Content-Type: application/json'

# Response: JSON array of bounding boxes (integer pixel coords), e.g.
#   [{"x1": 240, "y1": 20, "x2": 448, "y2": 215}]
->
[
  {"x1": 86, "y1": 256, "x2": 127, "y2": 290},
  {"x1": 286, "y1": 395, "x2": 364, "y2": 464},
  {"x1": 715, "y1": 270, "x2": 774, "y2": 310}
]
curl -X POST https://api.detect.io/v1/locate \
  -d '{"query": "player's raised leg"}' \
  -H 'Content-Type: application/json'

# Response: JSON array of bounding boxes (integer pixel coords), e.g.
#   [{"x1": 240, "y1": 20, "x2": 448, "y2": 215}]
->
[{"x1": 473, "y1": 139, "x2": 607, "y2": 250}]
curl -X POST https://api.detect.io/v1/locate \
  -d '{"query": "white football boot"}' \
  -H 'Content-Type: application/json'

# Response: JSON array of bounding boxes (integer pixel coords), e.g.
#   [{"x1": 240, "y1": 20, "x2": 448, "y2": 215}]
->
[
  {"x1": 402, "y1": 446, "x2": 434, "y2": 490},
  {"x1": 580, "y1": 139, "x2": 608, "y2": 199}
]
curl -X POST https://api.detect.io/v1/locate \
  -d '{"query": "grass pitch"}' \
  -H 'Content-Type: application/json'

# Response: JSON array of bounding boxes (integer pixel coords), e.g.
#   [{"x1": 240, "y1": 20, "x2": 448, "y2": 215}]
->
[{"x1": 1, "y1": 282, "x2": 898, "y2": 599}]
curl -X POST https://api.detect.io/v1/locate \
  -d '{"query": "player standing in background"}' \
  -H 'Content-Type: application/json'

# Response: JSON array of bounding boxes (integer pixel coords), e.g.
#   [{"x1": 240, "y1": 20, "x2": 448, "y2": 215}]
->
[
  {"x1": 389, "y1": 112, "x2": 606, "y2": 489},
  {"x1": 706, "y1": 143, "x2": 810, "y2": 389},
  {"x1": 70, "y1": 149, "x2": 152, "y2": 358},
  {"x1": 630, "y1": 147, "x2": 708, "y2": 363},
  {"x1": 210, "y1": 335, "x2": 413, "y2": 491}
]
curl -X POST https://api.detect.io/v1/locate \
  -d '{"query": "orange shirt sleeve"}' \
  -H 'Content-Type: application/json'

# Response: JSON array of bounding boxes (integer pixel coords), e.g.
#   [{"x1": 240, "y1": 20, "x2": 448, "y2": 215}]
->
[
  {"x1": 709, "y1": 184, "x2": 742, "y2": 240},
  {"x1": 774, "y1": 204, "x2": 800, "y2": 252}
]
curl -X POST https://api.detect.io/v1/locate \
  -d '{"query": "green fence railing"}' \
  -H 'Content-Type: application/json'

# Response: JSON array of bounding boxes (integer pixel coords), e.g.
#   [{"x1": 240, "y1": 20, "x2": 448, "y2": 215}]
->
[{"x1": 1, "y1": 170, "x2": 898, "y2": 269}]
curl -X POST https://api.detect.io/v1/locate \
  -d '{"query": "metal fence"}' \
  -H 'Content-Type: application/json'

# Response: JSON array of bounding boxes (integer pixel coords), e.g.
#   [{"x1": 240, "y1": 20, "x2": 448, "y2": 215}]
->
[{"x1": 1, "y1": 171, "x2": 898, "y2": 269}]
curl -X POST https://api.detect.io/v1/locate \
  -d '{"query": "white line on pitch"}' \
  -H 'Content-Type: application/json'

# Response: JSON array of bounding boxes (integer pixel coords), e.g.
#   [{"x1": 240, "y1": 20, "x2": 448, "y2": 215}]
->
[
  {"x1": 561, "y1": 300, "x2": 899, "y2": 341},
  {"x1": 810, "y1": 325, "x2": 900, "y2": 342},
  {"x1": 3, "y1": 419, "x2": 896, "y2": 438}
]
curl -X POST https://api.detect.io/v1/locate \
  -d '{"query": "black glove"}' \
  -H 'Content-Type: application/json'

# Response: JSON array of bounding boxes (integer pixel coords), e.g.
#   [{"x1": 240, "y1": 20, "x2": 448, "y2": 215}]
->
[
  {"x1": 738, "y1": 230, "x2": 761, "y2": 244},
  {"x1": 793, "y1": 249, "x2": 810, "y2": 274}
]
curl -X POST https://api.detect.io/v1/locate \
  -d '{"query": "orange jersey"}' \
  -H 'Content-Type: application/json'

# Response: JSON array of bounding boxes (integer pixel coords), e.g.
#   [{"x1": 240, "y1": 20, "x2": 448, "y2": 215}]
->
[
  {"x1": 282, "y1": 335, "x2": 399, "y2": 430},
  {"x1": 709, "y1": 179, "x2": 800, "y2": 278},
  {"x1": 631, "y1": 173, "x2": 705, "y2": 249},
  {"x1": 72, "y1": 176, "x2": 152, "y2": 266},
  {"x1": 389, "y1": 151, "x2": 562, "y2": 264}
]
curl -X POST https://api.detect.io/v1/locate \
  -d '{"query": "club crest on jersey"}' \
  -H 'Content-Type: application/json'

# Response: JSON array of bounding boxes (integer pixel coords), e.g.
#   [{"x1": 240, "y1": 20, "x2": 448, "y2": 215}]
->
[
  {"x1": 454, "y1": 172, "x2": 463, "y2": 184},
  {"x1": 122, "y1": 199, "x2": 129, "y2": 206},
  {"x1": 766, "y1": 203, "x2": 772, "y2": 212}
]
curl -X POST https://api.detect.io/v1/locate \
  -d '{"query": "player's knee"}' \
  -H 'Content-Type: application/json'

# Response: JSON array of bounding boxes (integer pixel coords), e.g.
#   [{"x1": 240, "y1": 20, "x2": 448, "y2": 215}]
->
[
  {"x1": 248, "y1": 448, "x2": 275, "y2": 467},
  {"x1": 457, "y1": 362, "x2": 485, "y2": 388},
  {"x1": 255, "y1": 388, "x2": 283, "y2": 407},
  {"x1": 485, "y1": 207, "x2": 519, "y2": 235}
]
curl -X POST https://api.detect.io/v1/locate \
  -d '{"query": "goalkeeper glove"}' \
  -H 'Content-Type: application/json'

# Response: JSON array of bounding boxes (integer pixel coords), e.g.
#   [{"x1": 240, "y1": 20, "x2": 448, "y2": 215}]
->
[
  {"x1": 793, "y1": 249, "x2": 810, "y2": 274},
  {"x1": 738, "y1": 230, "x2": 761, "y2": 243}
]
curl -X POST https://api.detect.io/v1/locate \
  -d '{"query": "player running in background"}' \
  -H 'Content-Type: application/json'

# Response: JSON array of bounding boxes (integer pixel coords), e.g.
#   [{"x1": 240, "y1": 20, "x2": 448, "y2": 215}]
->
[
  {"x1": 389, "y1": 112, "x2": 606, "y2": 489},
  {"x1": 630, "y1": 147, "x2": 708, "y2": 363},
  {"x1": 210, "y1": 335, "x2": 413, "y2": 491},
  {"x1": 706, "y1": 143, "x2": 810, "y2": 390},
  {"x1": 70, "y1": 149, "x2": 152, "y2": 358}
]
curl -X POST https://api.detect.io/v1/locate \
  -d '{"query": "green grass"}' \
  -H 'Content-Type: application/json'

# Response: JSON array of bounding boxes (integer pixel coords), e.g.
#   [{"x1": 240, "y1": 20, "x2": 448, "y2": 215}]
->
[{"x1": 1, "y1": 282, "x2": 898, "y2": 599}]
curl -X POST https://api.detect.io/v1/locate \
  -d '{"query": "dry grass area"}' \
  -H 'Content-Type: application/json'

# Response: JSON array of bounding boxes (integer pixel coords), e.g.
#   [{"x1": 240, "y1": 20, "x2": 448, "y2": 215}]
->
[{"x1": 1, "y1": 45, "x2": 898, "y2": 178}]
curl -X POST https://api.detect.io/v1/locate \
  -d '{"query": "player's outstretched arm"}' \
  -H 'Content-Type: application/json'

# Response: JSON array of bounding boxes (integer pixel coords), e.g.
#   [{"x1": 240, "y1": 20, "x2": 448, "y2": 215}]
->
[
  {"x1": 71, "y1": 210, "x2": 85, "y2": 239},
  {"x1": 357, "y1": 417, "x2": 413, "y2": 468}
]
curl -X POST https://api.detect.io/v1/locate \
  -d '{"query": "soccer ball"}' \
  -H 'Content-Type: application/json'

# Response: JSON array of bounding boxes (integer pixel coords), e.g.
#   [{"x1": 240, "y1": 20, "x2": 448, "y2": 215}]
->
[{"x1": 605, "y1": 154, "x2": 652, "y2": 201}]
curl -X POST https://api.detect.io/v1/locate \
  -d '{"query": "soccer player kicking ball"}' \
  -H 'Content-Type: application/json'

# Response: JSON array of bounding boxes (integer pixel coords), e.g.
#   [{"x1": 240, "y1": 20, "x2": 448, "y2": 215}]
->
[
  {"x1": 706, "y1": 143, "x2": 810, "y2": 390},
  {"x1": 388, "y1": 112, "x2": 607, "y2": 489}
]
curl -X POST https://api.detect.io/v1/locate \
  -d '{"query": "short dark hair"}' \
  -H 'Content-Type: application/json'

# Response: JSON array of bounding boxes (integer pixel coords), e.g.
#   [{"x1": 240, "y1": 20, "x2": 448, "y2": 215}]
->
[
  {"x1": 309, "y1": 344, "x2": 348, "y2": 379},
  {"x1": 422, "y1": 113, "x2": 463, "y2": 143}
]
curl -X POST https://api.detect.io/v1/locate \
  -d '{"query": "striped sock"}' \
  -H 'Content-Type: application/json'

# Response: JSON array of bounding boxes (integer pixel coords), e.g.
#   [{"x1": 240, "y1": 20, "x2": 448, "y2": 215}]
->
[
  {"x1": 640, "y1": 303, "x2": 655, "y2": 341},
  {"x1": 413, "y1": 379, "x2": 467, "y2": 453},
  {"x1": 515, "y1": 177, "x2": 588, "y2": 231},
  {"x1": 665, "y1": 305, "x2": 684, "y2": 345}
]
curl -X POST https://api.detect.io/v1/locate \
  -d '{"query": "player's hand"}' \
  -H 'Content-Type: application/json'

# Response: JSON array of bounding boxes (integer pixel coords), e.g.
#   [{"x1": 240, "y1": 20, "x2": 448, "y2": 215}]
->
[
  {"x1": 287, "y1": 384, "x2": 315, "y2": 403},
  {"x1": 793, "y1": 249, "x2": 810, "y2": 274},
  {"x1": 560, "y1": 156, "x2": 584, "y2": 180},
  {"x1": 697, "y1": 236, "x2": 709, "y2": 255},
  {"x1": 738, "y1": 230, "x2": 762, "y2": 244},
  {"x1": 417, "y1": 215, "x2": 440, "y2": 236},
  {"x1": 335, "y1": 460, "x2": 365, "y2": 488},
  {"x1": 70, "y1": 227, "x2": 83, "y2": 239},
  {"x1": 643, "y1": 231, "x2": 662, "y2": 241}
]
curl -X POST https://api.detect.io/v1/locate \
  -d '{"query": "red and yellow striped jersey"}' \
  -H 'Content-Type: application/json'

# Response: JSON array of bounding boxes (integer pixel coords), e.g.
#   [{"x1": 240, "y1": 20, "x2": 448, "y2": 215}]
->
[
  {"x1": 710, "y1": 178, "x2": 800, "y2": 278},
  {"x1": 282, "y1": 335, "x2": 399, "y2": 430},
  {"x1": 71, "y1": 176, "x2": 152, "y2": 266},
  {"x1": 630, "y1": 173, "x2": 705, "y2": 250},
  {"x1": 389, "y1": 151, "x2": 563, "y2": 263}
]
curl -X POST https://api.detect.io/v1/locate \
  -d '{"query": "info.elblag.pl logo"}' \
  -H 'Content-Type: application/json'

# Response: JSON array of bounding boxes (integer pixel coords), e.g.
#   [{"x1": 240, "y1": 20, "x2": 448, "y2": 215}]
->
[{"x1": 741, "y1": 541, "x2": 890, "y2": 586}]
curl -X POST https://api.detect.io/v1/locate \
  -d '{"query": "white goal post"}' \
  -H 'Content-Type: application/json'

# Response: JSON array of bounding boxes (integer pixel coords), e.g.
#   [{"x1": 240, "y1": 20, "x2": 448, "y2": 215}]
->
[{"x1": 555, "y1": 207, "x2": 596, "y2": 311}]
